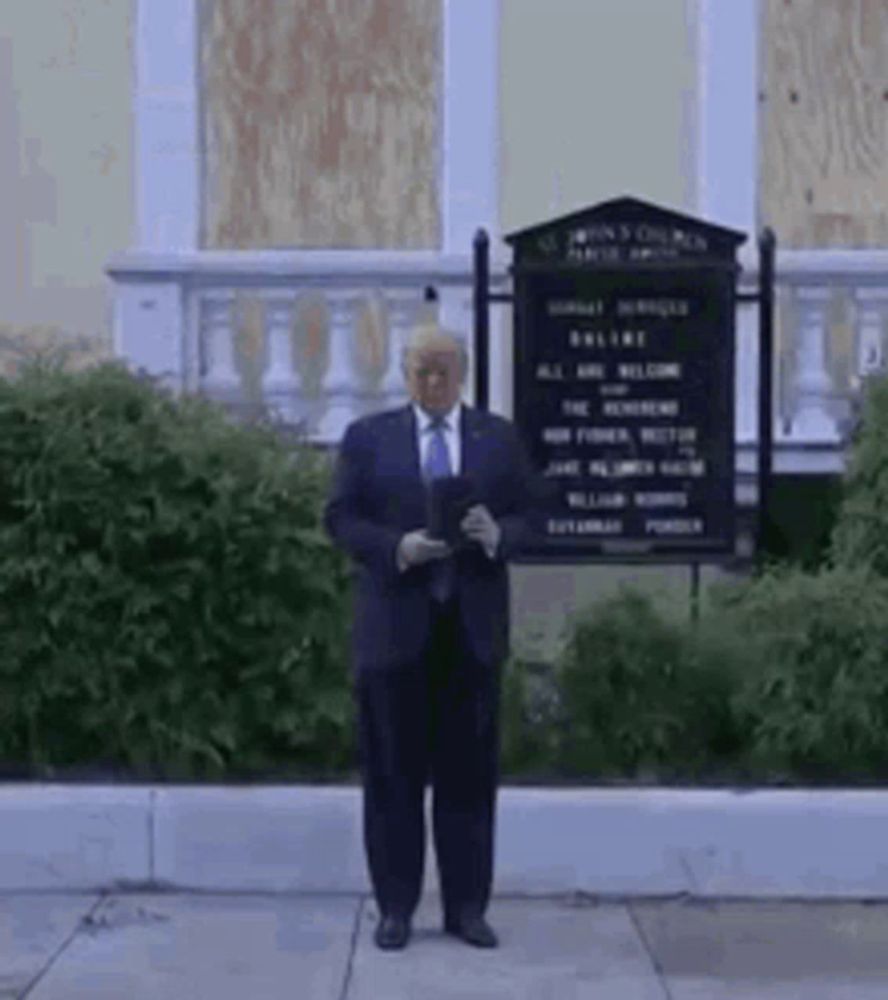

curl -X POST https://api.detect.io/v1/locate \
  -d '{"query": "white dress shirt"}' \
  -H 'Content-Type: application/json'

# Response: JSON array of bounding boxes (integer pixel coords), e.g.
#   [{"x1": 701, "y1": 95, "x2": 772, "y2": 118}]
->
[
  {"x1": 414, "y1": 401, "x2": 462, "y2": 475},
  {"x1": 398, "y1": 400, "x2": 498, "y2": 564}
]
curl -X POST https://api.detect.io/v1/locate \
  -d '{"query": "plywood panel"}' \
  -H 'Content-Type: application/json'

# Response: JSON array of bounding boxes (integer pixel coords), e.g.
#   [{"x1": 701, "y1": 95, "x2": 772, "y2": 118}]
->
[
  {"x1": 759, "y1": 0, "x2": 888, "y2": 247},
  {"x1": 200, "y1": 0, "x2": 440, "y2": 250}
]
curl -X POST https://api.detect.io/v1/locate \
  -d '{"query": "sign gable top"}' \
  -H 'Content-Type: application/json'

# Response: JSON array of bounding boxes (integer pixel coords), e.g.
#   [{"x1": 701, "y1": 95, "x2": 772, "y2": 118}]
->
[{"x1": 504, "y1": 196, "x2": 746, "y2": 246}]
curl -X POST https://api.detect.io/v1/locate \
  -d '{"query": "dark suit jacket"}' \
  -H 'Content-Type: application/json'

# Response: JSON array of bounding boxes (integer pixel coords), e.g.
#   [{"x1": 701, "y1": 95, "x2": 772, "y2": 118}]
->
[{"x1": 324, "y1": 403, "x2": 541, "y2": 672}]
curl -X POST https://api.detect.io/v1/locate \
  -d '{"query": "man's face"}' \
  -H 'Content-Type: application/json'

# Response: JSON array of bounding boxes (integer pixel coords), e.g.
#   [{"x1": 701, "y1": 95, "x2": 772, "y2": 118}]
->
[{"x1": 404, "y1": 344, "x2": 464, "y2": 416}]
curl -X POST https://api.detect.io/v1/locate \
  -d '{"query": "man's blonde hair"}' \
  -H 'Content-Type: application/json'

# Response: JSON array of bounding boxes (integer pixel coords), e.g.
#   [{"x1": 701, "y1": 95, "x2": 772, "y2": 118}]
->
[{"x1": 401, "y1": 322, "x2": 469, "y2": 375}]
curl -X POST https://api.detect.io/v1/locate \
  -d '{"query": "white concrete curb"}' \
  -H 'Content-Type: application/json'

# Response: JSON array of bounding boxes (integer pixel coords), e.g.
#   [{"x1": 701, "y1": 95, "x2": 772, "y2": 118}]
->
[{"x1": 2, "y1": 785, "x2": 888, "y2": 897}]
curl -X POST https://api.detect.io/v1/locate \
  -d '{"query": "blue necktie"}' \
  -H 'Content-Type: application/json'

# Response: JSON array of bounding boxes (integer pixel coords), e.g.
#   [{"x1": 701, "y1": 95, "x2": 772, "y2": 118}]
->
[
  {"x1": 424, "y1": 417, "x2": 452, "y2": 481},
  {"x1": 424, "y1": 417, "x2": 454, "y2": 602}
]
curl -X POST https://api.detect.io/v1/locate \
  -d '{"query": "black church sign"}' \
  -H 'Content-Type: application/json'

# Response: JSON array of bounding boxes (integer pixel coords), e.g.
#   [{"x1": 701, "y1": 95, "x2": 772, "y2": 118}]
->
[{"x1": 505, "y1": 197, "x2": 746, "y2": 558}]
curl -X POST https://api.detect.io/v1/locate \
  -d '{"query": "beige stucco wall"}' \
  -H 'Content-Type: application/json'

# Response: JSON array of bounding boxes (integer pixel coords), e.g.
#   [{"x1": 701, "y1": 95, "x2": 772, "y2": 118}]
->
[
  {"x1": 0, "y1": 0, "x2": 133, "y2": 375},
  {"x1": 499, "y1": 0, "x2": 696, "y2": 237}
]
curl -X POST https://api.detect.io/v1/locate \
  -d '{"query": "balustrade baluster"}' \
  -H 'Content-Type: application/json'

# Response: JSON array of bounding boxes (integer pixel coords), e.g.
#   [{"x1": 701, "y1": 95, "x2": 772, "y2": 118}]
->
[
  {"x1": 790, "y1": 286, "x2": 839, "y2": 441},
  {"x1": 381, "y1": 292, "x2": 422, "y2": 408},
  {"x1": 317, "y1": 291, "x2": 360, "y2": 441},
  {"x1": 200, "y1": 294, "x2": 239, "y2": 398},
  {"x1": 262, "y1": 296, "x2": 300, "y2": 424}
]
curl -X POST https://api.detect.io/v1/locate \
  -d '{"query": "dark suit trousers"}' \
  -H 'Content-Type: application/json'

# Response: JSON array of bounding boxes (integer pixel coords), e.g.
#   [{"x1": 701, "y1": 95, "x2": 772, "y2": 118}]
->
[{"x1": 355, "y1": 599, "x2": 500, "y2": 922}]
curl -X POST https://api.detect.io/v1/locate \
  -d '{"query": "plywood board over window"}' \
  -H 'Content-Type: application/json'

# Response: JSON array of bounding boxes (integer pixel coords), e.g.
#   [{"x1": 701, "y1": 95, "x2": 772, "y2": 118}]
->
[
  {"x1": 759, "y1": 0, "x2": 888, "y2": 247},
  {"x1": 200, "y1": 0, "x2": 441, "y2": 250}
]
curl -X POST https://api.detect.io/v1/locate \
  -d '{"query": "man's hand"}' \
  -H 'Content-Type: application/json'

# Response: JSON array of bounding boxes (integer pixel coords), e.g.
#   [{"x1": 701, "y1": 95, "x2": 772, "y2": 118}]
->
[
  {"x1": 461, "y1": 504, "x2": 501, "y2": 558},
  {"x1": 397, "y1": 529, "x2": 452, "y2": 571}
]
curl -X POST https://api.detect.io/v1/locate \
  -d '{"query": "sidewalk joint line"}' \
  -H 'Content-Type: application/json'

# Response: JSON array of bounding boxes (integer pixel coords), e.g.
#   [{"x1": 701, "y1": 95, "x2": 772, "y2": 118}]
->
[
  {"x1": 18, "y1": 893, "x2": 107, "y2": 1000},
  {"x1": 338, "y1": 895, "x2": 365, "y2": 1000},
  {"x1": 627, "y1": 902, "x2": 676, "y2": 1000}
]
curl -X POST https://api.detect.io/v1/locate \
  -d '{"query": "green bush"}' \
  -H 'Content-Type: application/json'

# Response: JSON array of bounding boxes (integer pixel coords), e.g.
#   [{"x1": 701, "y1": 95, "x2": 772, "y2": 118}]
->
[
  {"x1": 715, "y1": 565, "x2": 888, "y2": 779},
  {"x1": 550, "y1": 588, "x2": 747, "y2": 781},
  {"x1": 831, "y1": 375, "x2": 888, "y2": 575},
  {"x1": 0, "y1": 360, "x2": 354, "y2": 780},
  {"x1": 540, "y1": 563, "x2": 888, "y2": 785}
]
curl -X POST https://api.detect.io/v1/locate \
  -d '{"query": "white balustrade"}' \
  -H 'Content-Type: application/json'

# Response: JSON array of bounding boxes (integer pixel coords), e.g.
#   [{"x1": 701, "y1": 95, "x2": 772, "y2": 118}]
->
[
  {"x1": 109, "y1": 246, "x2": 888, "y2": 472},
  {"x1": 381, "y1": 292, "x2": 420, "y2": 408},
  {"x1": 317, "y1": 291, "x2": 361, "y2": 442},
  {"x1": 261, "y1": 296, "x2": 300, "y2": 423},
  {"x1": 108, "y1": 250, "x2": 508, "y2": 443},
  {"x1": 199, "y1": 294, "x2": 239, "y2": 397},
  {"x1": 788, "y1": 285, "x2": 839, "y2": 442}
]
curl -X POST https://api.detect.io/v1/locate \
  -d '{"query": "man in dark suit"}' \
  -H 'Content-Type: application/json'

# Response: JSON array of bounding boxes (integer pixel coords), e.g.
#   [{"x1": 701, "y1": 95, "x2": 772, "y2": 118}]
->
[{"x1": 324, "y1": 322, "x2": 540, "y2": 951}]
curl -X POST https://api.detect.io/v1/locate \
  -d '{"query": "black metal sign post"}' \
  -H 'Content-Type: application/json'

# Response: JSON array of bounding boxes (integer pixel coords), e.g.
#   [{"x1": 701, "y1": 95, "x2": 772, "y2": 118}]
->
[
  {"x1": 471, "y1": 199, "x2": 776, "y2": 613},
  {"x1": 473, "y1": 229, "x2": 491, "y2": 411},
  {"x1": 736, "y1": 227, "x2": 776, "y2": 559},
  {"x1": 758, "y1": 228, "x2": 776, "y2": 555},
  {"x1": 473, "y1": 228, "x2": 513, "y2": 410}
]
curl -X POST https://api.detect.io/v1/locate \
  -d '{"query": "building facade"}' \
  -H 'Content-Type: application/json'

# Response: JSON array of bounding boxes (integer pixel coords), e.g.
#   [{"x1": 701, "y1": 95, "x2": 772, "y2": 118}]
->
[{"x1": 3, "y1": 0, "x2": 887, "y2": 652}]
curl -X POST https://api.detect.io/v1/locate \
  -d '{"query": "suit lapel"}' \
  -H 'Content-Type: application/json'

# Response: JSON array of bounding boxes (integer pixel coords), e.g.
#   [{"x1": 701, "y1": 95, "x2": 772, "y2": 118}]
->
[
  {"x1": 399, "y1": 404, "x2": 422, "y2": 481},
  {"x1": 460, "y1": 405, "x2": 487, "y2": 481}
]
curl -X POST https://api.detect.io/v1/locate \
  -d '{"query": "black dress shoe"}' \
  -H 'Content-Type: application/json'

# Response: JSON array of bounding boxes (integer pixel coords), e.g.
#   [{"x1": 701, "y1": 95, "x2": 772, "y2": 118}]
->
[
  {"x1": 374, "y1": 915, "x2": 410, "y2": 950},
  {"x1": 444, "y1": 914, "x2": 499, "y2": 948}
]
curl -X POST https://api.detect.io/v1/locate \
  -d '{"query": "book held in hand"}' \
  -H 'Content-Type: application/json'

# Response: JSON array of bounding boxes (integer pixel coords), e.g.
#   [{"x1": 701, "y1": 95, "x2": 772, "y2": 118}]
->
[{"x1": 426, "y1": 475, "x2": 477, "y2": 547}]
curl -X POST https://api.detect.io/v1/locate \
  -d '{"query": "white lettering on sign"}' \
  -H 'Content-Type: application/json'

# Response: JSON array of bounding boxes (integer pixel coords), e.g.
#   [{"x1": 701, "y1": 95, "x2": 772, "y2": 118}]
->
[
  {"x1": 548, "y1": 299, "x2": 605, "y2": 317},
  {"x1": 588, "y1": 460, "x2": 656, "y2": 478},
  {"x1": 600, "y1": 383, "x2": 630, "y2": 397},
  {"x1": 617, "y1": 298, "x2": 691, "y2": 318},
  {"x1": 575, "y1": 427, "x2": 631, "y2": 445},
  {"x1": 566, "y1": 246, "x2": 621, "y2": 264},
  {"x1": 617, "y1": 362, "x2": 682, "y2": 380},
  {"x1": 542, "y1": 427, "x2": 572, "y2": 444},
  {"x1": 634, "y1": 492, "x2": 689, "y2": 509},
  {"x1": 565, "y1": 225, "x2": 708, "y2": 262},
  {"x1": 544, "y1": 459, "x2": 581, "y2": 477},
  {"x1": 536, "y1": 362, "x2": 565, "y2": 380},
  {"x1": 576, "y1": 363, "x2": 606, "y2": 379},
  {"x1": 569, "y1": 330, "x2": 648, "y2": 349},
  {"x1": 644, "y1": 518, "x2": 704, "y2": 535},
  {"x1": 639, "y1": 426, "x2": 698, "y2": 445},
  {"x1": 566, "y1": 491, "x2": 628, "y2": 510},
  {"x1": 548, "y1": 518, "x2": 624, "y2": 535},
  {"x1": 660, "y1": 459, "x2": 706, "y2": 476},
  {"x1": 562, "y1": 399, "x2": 591, "y2": 417},
  {"x1": 602, "y1": 400, "x2": 680, "y2": 418}
]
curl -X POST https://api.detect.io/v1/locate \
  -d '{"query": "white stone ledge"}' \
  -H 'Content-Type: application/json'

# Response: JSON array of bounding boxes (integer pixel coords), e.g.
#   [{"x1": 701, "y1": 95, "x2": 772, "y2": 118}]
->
[
  {"x1": 106, "y1": 250, "x2": 512, "y2": 285},
  {"x1": 739, "y1": 248, "x2": 888, "y2": 285},
  {"x1": 4, "y1": 786, "x2": 888, "y2": 898},
  {"x1": 108, "y1": 248, "x2": 888, "y2": 295}
]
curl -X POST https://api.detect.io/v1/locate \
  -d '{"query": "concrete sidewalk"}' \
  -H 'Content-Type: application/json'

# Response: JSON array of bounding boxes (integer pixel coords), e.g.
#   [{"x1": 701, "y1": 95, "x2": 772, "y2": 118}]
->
[{"x1": 5, "y1": 891, "x2": 888, "y2": 998}]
